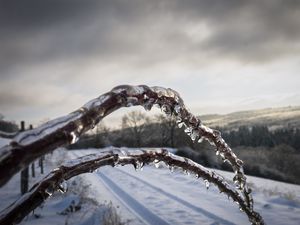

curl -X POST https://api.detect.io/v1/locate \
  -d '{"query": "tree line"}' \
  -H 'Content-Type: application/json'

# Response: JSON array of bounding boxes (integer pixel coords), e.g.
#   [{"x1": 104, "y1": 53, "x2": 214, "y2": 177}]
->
[{"x1": 69, "y1": 110, "x2": 300, "y2": 184}]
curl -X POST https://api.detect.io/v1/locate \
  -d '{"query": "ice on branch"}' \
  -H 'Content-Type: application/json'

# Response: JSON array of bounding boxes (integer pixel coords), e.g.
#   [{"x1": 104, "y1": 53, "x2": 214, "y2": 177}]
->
[
  {"x1": 0, "y1": 148, "x2": 263, "y2": 225},
  {"x1": 0, "y1": 85, "x2": 264, "y2": 225}
]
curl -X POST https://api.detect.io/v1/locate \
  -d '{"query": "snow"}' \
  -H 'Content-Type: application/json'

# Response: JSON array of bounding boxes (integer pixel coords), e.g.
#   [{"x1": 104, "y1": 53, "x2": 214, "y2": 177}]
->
[
  {"x1": 0, "y1": 137, "x2": 10, "y2": 147},
  {"x1": 70, "y1": 148, "x2": 300, "y2": 225},
  {"x1": 0, "y1": 140, "x2": 299, "y2": 225}
]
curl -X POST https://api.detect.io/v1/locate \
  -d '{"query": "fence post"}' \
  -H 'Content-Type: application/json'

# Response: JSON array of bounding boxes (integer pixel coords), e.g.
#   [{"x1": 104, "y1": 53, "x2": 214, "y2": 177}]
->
[
  {"x1": 39, "y1": 156, "x2": 44, "y2": 174},
  {"x1": 29, "y1": 125, "x2": 35, "y2": 178},
  {"x1": 20, "y1": 121, "x2": 29, "y2": 195}
]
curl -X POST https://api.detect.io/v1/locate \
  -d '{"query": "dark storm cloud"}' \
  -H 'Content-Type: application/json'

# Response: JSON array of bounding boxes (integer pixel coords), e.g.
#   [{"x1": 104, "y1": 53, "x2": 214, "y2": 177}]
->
[
  {"x1": 1, "y1": 0, "x2": 299, "y2": 75},
  {"x1": 0, "y1": 0, "x2": 300, "y2": 120}
]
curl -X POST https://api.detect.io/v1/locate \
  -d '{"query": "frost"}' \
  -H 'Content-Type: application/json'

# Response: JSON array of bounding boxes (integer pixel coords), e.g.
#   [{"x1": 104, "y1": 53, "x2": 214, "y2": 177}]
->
[
  {"x1": 151, "y1": 86, "x2": 169, "y2": 97},
  {"x1": 111, "y1": 85, "x2": 146, "y2": 95},
  {"x1": 83, "y1": 94, "x2": 110, "y2": 110}
]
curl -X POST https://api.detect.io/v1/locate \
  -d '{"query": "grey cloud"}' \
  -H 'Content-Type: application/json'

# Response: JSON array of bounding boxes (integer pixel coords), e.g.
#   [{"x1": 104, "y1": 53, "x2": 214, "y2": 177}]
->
[
  {"x1": 0, "y1": 0, "x2": 298, "y2": 109},
  {"x1": 1, "y1": 0, "x2": 300, "y2": 77}
]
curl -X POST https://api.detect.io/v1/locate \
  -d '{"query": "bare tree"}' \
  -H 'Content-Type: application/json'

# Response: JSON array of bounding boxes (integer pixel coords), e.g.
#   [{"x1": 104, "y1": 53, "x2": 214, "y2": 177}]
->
[
  {"x1": 121, "y1": 111, "x2": 150, "y2": 147},
  {"x1": 95, "y1": 122, "x2": 110, "y2": 147},
  {"x1": 155, "y1": 114, "x2": 177, "y2": 147}
]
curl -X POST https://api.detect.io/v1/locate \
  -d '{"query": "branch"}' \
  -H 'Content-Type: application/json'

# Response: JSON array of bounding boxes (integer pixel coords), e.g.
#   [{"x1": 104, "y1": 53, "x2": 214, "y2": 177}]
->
[
  {"x1": 0, "y1": 148, "x2": 264, "y2": 225},
  {"x1": 0, "y1": 85, "x2": 263, "y2": 224}
]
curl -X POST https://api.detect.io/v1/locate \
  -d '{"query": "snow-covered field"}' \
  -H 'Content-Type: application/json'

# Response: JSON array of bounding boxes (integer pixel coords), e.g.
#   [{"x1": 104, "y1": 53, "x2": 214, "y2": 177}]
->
[{"x1": 0, "y1": 137, "x2": 300, "y2": 225}]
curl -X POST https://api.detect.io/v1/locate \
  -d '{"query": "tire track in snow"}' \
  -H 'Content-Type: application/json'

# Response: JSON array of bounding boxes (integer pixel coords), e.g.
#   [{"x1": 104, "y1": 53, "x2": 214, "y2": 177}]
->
[
  {"x1": 97, "y1": 172, "x2": 170, "y2": 225},
  {"x1": 115, "y1": 168, "x2": 236, "y2": 225},
  {"x1": 70, "y1": 151, "x2": 235, "y2": 225}
]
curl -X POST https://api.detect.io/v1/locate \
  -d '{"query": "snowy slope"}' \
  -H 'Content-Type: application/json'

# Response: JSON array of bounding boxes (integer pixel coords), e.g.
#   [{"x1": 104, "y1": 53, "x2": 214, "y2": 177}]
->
[
  {"x1": 71, "y1": 149, "x2": 300, "y2": 225},
  {"x1": 0, "y1": 138, "x2": 299, "y2": 225},
  {"x1": 0, "y1": 137, "x2": 10, "y2": 147}
]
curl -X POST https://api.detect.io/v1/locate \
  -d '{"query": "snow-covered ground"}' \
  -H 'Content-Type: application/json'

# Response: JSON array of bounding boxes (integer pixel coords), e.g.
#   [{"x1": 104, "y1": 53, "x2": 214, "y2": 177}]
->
[{"x1": 0, "y1": 137, "x2": 300, "y2": 225}]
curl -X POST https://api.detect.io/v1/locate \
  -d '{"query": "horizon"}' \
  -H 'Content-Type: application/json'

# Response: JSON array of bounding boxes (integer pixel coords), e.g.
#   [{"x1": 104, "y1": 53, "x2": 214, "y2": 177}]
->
[{"x1": 1, "y1": 0, "x2": 300, "y2": 126}]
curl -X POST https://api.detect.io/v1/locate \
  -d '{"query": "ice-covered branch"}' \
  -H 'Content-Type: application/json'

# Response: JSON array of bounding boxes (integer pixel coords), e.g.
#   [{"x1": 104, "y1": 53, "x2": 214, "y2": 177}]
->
[
  {"x1": 0, "y1": 84, "x2": 262, "y2": 224},
  {"x1": 0, "y1": 149, "x2": 264, "y2": 225}
]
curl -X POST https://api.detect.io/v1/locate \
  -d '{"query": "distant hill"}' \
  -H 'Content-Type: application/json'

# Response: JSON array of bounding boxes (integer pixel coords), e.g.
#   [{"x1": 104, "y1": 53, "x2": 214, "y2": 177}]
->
[{"x1": 200, "y1": 106, "x2": 300, "y2": 130}]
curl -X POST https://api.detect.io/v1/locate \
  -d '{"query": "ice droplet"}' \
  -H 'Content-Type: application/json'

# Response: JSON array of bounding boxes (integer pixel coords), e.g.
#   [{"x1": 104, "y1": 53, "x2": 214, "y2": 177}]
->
[
  {"x1": 215, "y1": 150, "x2": 220, "y2": 156},
  {"x1": 153, "y1": 159, "x2": 160, "y2": 168},
  {"x1": 58, "y1": 180, "x2": 68, "y2": 193},
  {"x1": 169, "y1": 165, "x2": 174, "y2": 173},
  {"x1": 184, "y1": 127, "x2": 192, "y2": 134},
  {"x1": 204, "y1": 179, "x2": 210, "y2": 189},
  {"x1": 70, "y1": 132, "x2": 79, "y2": 144},
  {"x1": 184, "y1": 170, "x2": 190, "y2": 176},
  {"x1": 190, "y1": 130, "x2": 199, "y2": 142},
  {"x1": 133, "y1": 161, "x2": 144, "y2": 171},
  {"x1": 198, "y1": 136, "x2": 205, "y2": 143},
  {"x1": 177, "y1": 122, "x2": 184, "y2": 128},
  {"x1": 45, "y1": 186, "x2": 55, "y2": 197},
  {"x1": 174, "y1": 105, "x2": 181, "y2": 114},
  {"x1": 223, "y1": 159, "x2": 230, "y2": 163}
]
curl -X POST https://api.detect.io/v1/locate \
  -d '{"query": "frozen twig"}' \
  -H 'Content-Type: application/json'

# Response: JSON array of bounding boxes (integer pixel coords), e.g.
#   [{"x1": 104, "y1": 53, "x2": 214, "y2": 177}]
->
[
  {"x1": 0, "y1": 148, "x2": 264, "y2": 225},
  {"x1": 0, "y1": 85, "x2": 264, "y2": 224}
]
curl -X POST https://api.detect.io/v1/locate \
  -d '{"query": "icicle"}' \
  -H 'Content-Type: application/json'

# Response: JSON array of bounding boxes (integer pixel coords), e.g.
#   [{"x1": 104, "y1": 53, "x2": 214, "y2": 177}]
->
[
  {"x1": 133, "y1": 160, "x2": 144, "y2": 171},
  {"x1": 207, "y1": 138, "x2": 216, "y2": 146},
  {"x1": 169, "y1": 165, "x2": 174, "y2": 173},
  {"x1": 234, "y1": 201, "x2": 240, "y2": 205},
  {"x1": 190, "y1": 130, "x2": 199, "y2": 142},
  {"x1": 153, "y1": 159, "x2": 160, "y2": 168},
  {"x1": 140, "y1": 162, "x2": 144, "y2": 171},
  {"x1": 174, "y1": 104, "x2": 181, "y2": 115},
  {"x1": 219, "y1": 152, "x2": 225, "y2": 160},
  {"x1": 70, "y1": 132, "x2": 79, "y2": 144},
  {"x1": 184, "y1": 127, "x2": 192, "y2": 134},
  {"x1": 204, "y1": 179, "x2": 210, "y2": 189},
  {"x1": 177, "y1": 121, "x2": 184, "y2": 128},
  {"x1": 45, "y1": 186, "x2": 55, "y2": 197},
  {"x1": 184, "y1": 170, "x2": 190, "y2": 176},
  {"x1": 198, "y1": 136, "x2": 205, "y2": 143},
  {"x1": 223, "y1": 159, "x2": 230, "y2": 163},
  {"x1": 58, "y1": 180, "x2": 68, "y2": 193}
]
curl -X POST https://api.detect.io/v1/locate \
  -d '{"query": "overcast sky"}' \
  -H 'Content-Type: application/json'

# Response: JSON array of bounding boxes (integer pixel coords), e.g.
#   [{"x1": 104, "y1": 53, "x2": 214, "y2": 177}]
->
[{"x1": 0, "y1": 0, "x2": 300, "y2": 126}]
